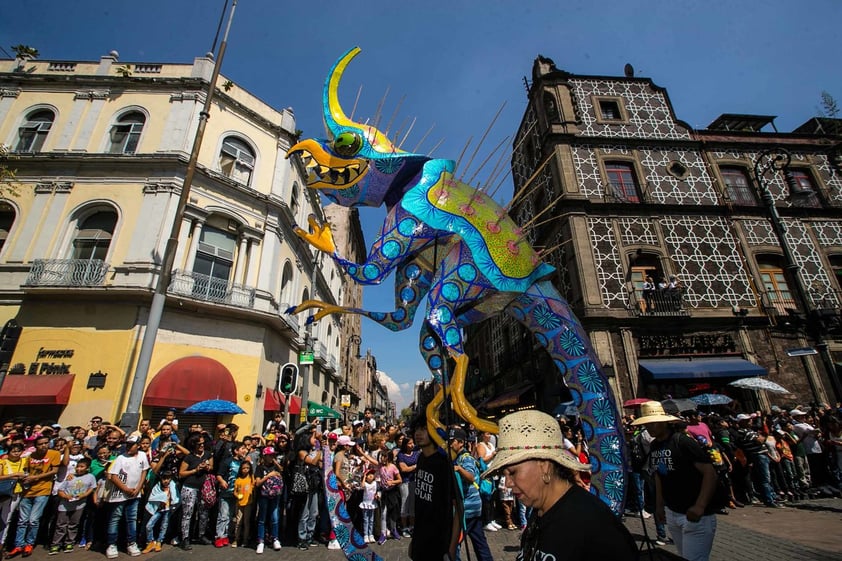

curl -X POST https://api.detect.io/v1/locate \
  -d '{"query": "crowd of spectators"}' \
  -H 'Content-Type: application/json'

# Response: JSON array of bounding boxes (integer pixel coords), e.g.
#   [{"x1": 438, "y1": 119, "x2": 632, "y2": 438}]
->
[{"x1": 624, "y1": 400, "x2": 842, "y2": 532}]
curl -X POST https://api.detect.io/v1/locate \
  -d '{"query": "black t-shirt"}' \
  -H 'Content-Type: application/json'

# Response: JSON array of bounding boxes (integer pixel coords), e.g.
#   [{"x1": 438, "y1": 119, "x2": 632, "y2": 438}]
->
[
  {"x1": 410, "y1": 449, "x2": 456, "y2": 561},
  {"x1": 519, "y1": 484, "x2": 637, "y2": 561},
  {"x1": 651, "y1": 431, "x2": 714, "y2": 515},
  {"x1": 181, "y1": 451, "x2": 212, "y2": 489}
]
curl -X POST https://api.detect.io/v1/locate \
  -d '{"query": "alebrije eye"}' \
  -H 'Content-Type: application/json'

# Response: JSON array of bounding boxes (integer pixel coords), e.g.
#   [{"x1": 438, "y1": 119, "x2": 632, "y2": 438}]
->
[{"x1": 333, "y1": 131, "x2": 363, "y2": 157}]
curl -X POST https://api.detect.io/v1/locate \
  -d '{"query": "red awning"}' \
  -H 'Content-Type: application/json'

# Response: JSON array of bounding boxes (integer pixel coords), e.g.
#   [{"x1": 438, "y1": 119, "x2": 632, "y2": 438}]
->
[
  {"x1": 264, "y1": 390, "x2": 301, "y2": 415},
  {"x1": 143, "y1": 356, "x2": 237, "y2": 409},
  {"x1": 0, "y1": 375, "x2": 75, "y2": 405}
]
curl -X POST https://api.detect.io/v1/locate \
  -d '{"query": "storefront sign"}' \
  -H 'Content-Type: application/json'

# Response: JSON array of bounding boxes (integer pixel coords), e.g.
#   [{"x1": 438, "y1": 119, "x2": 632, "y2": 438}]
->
[
  {"x1": 638, "y1": 334, "x2": 738, "y2": 357},
  {"x1": 8, "y1": 347, "x2": 76, "y2": 375}
]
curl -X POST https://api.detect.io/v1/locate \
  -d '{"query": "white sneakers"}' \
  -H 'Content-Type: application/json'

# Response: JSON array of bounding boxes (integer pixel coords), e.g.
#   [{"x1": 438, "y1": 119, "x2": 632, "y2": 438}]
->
[
  {"x1": 126, "y1": 543, "x2": 141, "y2": 557},
  {"x1": 365, "y1": 535, "x2": 375, "y2": 543},
  {"x1": 484, "y1": 522, "x2": 498, "y2": 531},
  {"x1": 106, "y1": 545, "x2": 119, "y2": 559},
  {"x1": 640, "y1": 511, "x2": 652, "y2": 519},
  {"x1": 327, "y1": 539, "x2": 340, "y2": 550},
  {"x1": 272, "y1": 540, "x2": 282, "y2": 551},
  {"x1": 256, "y1": 542, "x2": 265, "y2": 554},
  {"x1": 491, "y1": 521, "x2": 502, "y2": 530}
]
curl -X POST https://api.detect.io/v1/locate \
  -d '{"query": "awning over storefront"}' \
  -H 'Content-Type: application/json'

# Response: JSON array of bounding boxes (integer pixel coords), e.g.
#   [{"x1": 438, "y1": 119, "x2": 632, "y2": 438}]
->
[
  {"x1": 485, "y1": 384, "x2": 534, "y2": 409},
  {"x1": 307, "y1": 400, "x2": 342, "y2": 419},
  {"x1": 264, "y1": 391, "x2": 302, "y2": 415},
  {"x1": 639, "y1": 358, "x2": 766, "y2": 381},
  {"x1": 143, "y1": 356, "x2": 237, "y2": 409},
  {"x1": 0, "y1": 374, "x2": 75, "y2": 405}
]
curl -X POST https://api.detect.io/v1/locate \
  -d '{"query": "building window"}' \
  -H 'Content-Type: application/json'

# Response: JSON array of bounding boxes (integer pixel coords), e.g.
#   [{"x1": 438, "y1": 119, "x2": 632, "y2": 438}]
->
[
  {"x1": 0, "y1": 204, "x2": 16, "y2": 253},
  {"x1": 15, "y1": 109, "x2": 54, "y2": 153},
  {"x1": 543, "y1": 92, "x2": 560, "y2": 124},
  {"x1": 599, "y1": 100, "x2": 622, "y2": 121},
  {"x1": 291, "y1": 182, "x2": 300, "y2": 215},
  {"x1": 720, "y1": 166, "x2": 756, "y2": 206},
  {"x1": 72, "y1": 211, "x2": 117, "y2": 261},
  {"x1": 193, "y1": 225, "x2": 236, "y2": 296},
  {"x1": 280, "y1": 261, "x2": 294, "y2": 304},
  {"x1": 758, "y1": 262, "x2": 795, "y2": 314},
  {"x1": 605, "y1": 161, "x2": 641, "y2": 202},
  {"x1": 788, "y1": 169, "x2": 821, "y2": 208},
  {"x1": 108, "y1": 111, "x2": 145, "y2": 154},
  {"x1": 219, "y1": 137, "x2": 255, "y2": 185}
]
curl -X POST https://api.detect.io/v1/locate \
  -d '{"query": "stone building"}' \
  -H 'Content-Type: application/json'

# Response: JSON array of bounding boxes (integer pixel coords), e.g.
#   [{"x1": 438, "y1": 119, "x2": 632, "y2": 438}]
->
[
  {"x1": 0, "y1": 51, "x2": 353, "y2": 432},
  {"x1": 466, "y1": 55, "x2": 842, "y2": 417}
]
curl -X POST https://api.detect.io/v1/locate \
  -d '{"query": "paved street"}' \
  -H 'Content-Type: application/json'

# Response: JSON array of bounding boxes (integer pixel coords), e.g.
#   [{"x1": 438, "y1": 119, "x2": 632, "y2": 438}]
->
[{"x1": 15, "y1": 498, "x2": 842, "y2": 561}]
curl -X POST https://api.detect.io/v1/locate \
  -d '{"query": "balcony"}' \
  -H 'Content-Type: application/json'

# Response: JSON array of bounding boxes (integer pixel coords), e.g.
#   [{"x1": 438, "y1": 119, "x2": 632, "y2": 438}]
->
[
  {"x1": 25, "y1": 259, "x2": 109, "y2": 287},
  {"x1": 630, "y1": 287, "x2": 689, "y2": 317},
  {"x1": 759, "y1": 290, "x2": 799, "y2": 317},
  {"x1": 168, "y1": 269, "x2": 255, "y2": 309}
]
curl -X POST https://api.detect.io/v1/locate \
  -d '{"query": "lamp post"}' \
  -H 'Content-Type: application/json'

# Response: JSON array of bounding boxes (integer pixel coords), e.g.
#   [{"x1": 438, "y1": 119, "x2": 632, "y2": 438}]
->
[
  {"x1": 343, "y1": 334, "x2": 361, "y2": 425},
  {"x1": 753, "y1": 148, "x2": 842, "y2": 402}
]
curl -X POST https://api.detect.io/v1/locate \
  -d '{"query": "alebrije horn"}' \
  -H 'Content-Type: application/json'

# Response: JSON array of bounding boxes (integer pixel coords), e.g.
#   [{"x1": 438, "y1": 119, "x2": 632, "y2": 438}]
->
[{"x1": 323, "y1": 47, "x2": 361, "y2": 138}]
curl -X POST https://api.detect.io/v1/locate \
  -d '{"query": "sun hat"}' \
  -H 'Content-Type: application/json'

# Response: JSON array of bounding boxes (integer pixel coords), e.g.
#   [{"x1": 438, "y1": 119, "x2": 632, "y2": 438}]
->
[
  {"x1": 630, "y1": 401, "x2": 681, "y2": 426},
  {"x1": 264, "y1": 433, "x2": 276, "y2": 441},
  {"x1": 337, "y1": 435, "x2": 353, "y2": 446},
  {"x1": 480, "y1": 410, "x2": 590, "y2": 479},
  {"x1": 789, "y1": 409, "x2": 807, "y2": 416}
]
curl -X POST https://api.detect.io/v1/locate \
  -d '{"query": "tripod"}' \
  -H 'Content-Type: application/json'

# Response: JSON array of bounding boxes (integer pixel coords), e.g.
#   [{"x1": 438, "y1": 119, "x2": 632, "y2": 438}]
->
[{"x1": 636, "y1": 508, "x2": 657, "y2": 561}]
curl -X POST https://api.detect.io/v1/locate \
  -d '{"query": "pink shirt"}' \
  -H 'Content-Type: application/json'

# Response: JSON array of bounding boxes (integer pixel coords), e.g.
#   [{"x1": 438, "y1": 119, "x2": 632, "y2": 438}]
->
[
  {"x1": 378, "y1": 463, "x2": 399, "y2": 489},
  {"x1": 685, "y1": 422, "x2": 713, "y2": 445}
]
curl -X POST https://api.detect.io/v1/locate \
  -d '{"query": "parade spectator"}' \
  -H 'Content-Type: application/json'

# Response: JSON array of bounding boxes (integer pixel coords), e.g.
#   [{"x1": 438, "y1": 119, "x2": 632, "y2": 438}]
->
[
  {"x1": 293, "y1": 427, "x2": 321, "y2": 551},
  {"x1": 486, "y1": 410, "x2": 637, "y2": 561},
  {"x1": 254, "y1": 447, "x2": 283, "y2": 553},
  {"x1": 105, "y1": 435, "x2": 149, "y2": 558},
  {"x1": 157, "y1": 410, "x2": 179, "y2": 433},
  {"x1": 0, "y1": 443, "x2": 28, "y2": 551},
  {"x1": 177, "y1": 434, "x2": 214, "y2": 550},
  {"x1": 49, "y1": 458, "x2": 96, "y2": 554},
  {"x1": 396, "y1": 436, "x2": 419, "y2": 537},
  {"x1": 376, "y1": 444, "x2": 402, "y2": 544},
  {"x1": 215, "y1": 441, "x2": 248, "y2": 547},
  {"x1": 232, "y1": 461, "x2": 255, "y2": 548},
  {"x1": 151, "y1": 422, "x2": 179, "y2": 453},
  {"x1": 448, "y1": 427, "x2": 492, "y2": 561},
  {"x1": 9, "y1": 435, "x2": 60, "y2": 558},
  {"x1": 633, "y1": 402, "x2": 716, "y2": 561}
]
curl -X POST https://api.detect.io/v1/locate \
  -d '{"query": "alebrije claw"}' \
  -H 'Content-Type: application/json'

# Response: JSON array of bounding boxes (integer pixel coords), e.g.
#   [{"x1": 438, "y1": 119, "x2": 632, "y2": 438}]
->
[
  {"x1": 305, "y1": 315, "x2": 315, "y2": 325},
  {"x1": 285, "y1": 306, "x2": 297, "y2": 314}
]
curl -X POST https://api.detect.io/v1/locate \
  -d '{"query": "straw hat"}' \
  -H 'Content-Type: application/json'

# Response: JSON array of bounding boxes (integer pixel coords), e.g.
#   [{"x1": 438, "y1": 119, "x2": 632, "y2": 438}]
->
[
  {"x1": 480, "y1": 410, "x2": 590, "y2": 479},
  {"x1": 630, "y1": 401, "x2": 680, "y2": 426}
]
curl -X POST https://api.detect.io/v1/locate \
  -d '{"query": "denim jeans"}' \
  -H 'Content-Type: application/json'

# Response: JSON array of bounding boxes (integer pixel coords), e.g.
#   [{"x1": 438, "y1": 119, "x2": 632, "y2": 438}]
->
[
  {"x1": 257, "y1": 494, "x2": 281, "y2": 543},
  {"x1": 665, "y1": 507, "x2": 716, "y2": 561},
  {"x1": 108, "y1": 499, "x2": 139, "y2": 546},
  {"x1": 146, "y1": 509, "x2": 170, "y2": 543},
  {"x1": 297, "y1": 492, "x2": 318, "y2": 541},
  {"x1": 216, "y1": 495, "x2": 236, "y2": 539},
  {"x1": 751, "y1": 454, "x2": 776, "y2": 504},
  {"x1": 629, "y1": 471, "x2": 646, "y2": 511},
  {"x1": 0, "y1": 495, "x2": 21, "y2": 545},
  {"x1": 15, "y1": 495, "x2": 49, "y2": 547},
  {"x1": 361, "y1": 508, "x2": 375, "y2": 537},
  {"x1": 455, "y1": 516, "x2": 493, "y2": 561}
]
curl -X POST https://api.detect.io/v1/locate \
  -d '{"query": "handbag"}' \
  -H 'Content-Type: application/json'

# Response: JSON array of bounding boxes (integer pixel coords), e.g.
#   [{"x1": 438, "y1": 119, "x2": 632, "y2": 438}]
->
[
  {"x1": 200, "y1": 474, "x2": 217, "y2": 507},
  {"x1": 0, "y1": 479, "x2": 16, "y2": 498},
  {"x1": 305, "y1": 465, "x2": 322, "y2": 492}
]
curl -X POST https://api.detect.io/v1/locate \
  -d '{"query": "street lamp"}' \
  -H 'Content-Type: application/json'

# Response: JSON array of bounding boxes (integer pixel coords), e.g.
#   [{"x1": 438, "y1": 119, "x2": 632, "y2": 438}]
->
[
  {"x1": 343, "y1": 334, "x2": 361, "y2": 425},
  {"x1": 753, "y1": 148, "x2": 842, "y2": 402}
]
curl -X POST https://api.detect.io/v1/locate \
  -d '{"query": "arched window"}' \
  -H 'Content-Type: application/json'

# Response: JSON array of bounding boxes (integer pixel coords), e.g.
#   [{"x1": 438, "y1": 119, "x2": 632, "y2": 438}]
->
[
  {"x1": 543, "y1": 92, "x2": 559, "y2": 124},
  {"x1": 291, "y1": 182, "x2": 300, "y2": 215},
  {"x1": 109, "y1": 111, "x2": 145, "y2": 154},
  {"x1": 280, "y1": 261, "x2": 294, "y2": 304},
  {"x1": 0, "y1": 204, "x2": 16, "y2": 253},
  {"x1": 72, "y1": 210, "x2": 117, "y2": 261},
  {"x1": 302, "y1": 287, "x2": 310, "y2": 302},
  {"x1": 15, "y1": 109, "x2": 54, "y2": 153},
  {"x1": 192, "y1": 224, "x2": 237, "y2": 301},
  {"x1": 218, "y1": 137, "x2": 255, "y2": 185}
]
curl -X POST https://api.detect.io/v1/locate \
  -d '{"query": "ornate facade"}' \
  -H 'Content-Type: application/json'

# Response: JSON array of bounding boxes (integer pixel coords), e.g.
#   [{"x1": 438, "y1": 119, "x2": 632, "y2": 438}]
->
[{"x1": 466, "y1": 55, "x2": 842, "y2": 416}]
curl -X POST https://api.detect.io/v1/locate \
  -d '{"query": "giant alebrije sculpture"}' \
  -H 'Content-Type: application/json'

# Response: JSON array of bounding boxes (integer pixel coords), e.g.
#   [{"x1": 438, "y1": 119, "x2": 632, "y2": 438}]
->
[{"x1": 287, "y1": 47, "x2": 626, "y2": 528}]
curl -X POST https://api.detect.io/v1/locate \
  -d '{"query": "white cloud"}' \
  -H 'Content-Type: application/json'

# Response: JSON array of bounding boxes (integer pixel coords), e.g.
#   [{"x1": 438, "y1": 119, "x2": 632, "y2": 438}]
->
[{"x1": 377, "y1": 370, "x2": 411, "y2": 414}]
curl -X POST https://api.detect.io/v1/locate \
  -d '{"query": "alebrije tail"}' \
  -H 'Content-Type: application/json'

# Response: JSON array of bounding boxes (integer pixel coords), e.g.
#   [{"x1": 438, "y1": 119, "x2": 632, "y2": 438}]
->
[
  {"x1": 506, "y1": 280, "x2": 626, "y2": 515},
  {"x1": 322, "y1": 448, "x2": 383, "y2": 561}
]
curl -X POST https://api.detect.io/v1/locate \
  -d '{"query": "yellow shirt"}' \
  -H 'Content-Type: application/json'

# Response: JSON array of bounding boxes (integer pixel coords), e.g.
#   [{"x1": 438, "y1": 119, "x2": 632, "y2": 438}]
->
[
  {"x1": 234, "y1": 475, "x2": 254, "y2": 507},
  {"x1": 0, "y1": 457, "x2": 29, "y2": 494},
  {"x1": 24, "y1": 450, "x2": 60, "y2": 497}
]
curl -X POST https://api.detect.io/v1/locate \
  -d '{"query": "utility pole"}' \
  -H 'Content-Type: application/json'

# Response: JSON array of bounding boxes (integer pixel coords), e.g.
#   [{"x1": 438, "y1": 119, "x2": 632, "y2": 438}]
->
[{"x1": 119, "y1": 0, "x2": 238, "y2": 432}]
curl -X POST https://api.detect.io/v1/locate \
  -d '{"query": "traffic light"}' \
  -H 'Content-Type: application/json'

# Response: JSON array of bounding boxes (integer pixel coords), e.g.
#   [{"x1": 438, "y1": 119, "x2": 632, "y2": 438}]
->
[{"x1": 279, "y1": 362, "x2": 299, "y2": 394}]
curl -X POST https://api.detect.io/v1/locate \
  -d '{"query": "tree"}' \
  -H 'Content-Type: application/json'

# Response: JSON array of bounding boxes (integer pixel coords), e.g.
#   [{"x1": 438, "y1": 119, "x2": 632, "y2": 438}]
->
[
  {"x1": 819, "y1": 91, "x2": 839, "y2": 118},
  {"x1": 10, "y1": 45, "x2": 38, "y2": 59},
  {"x1": 0, "y1": 144, "x2": 20, "y2": 197}
]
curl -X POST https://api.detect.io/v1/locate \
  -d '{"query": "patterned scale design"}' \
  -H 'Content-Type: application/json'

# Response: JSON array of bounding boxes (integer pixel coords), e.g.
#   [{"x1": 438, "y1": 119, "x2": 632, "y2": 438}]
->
[
  {"x1": 569, "y1": 78, "x2": 691, "y2": 140},
  {"x1": 506, "y1": 280, "x2": 626, "y2": 514},
  {"x1": 322, "y1": 448, "x2": 382, "y2": 561}
]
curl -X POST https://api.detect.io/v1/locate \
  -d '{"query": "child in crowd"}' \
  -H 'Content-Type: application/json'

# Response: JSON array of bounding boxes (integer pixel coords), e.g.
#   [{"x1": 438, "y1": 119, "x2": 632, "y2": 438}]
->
[
  {"x1": 50, "y1": 458, "x2": 96, "y2": 554},
  {"x1": 232, "y1": 461, "x2": 255, "y2": 548},
  {"x1": 498, "y1": 475, "x2": 516, "y2": 530},
  {"x1": 143, "y1": 470, "x2": 179, "y2": 553},
  {"x1": 359, "y1": 469, "x2": 379, "y2": 543}
]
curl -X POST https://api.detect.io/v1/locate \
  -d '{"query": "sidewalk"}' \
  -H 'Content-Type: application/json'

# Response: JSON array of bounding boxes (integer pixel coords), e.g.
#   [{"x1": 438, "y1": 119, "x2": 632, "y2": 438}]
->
[{"x1": 13, "y1": 497, "x2": 842, "y2": 561}]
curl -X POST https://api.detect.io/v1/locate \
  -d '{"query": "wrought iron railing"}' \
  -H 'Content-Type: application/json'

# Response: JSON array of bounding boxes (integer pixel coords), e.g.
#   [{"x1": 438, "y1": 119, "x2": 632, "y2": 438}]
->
[
  {"x1": 759, "y1": 290, "x2": 800, "y2": 317},
  {"x1": 25, "y1": 259, "x2": 109, "y2": 286},
  {"x1": 629, "y1": 287, "x2": 689, "y2": 317},
  {"x1": 168, "y1": 269, "x2": 255, "y2": 309}
]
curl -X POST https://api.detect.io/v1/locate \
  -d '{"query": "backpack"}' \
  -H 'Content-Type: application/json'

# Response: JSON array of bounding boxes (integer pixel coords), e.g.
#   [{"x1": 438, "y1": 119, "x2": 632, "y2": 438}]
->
[
  {"x1": 630, "y1": 433, "x2": 648, "y2": 470},
  {"x1": 476, "y1": 457, "x2": 495, "y2": 498},
  {"x1": 261, "y1": 474, "x2": 284, "y2": 497},
  {"x1": 200, "y1": 474, "x2": 217, "y2": 507}
]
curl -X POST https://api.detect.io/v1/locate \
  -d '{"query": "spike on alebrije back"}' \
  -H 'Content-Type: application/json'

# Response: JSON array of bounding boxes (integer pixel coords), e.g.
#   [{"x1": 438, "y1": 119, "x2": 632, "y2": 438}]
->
[{"x1": 322, "y1": 47, "x2": 403, "y2": 155}]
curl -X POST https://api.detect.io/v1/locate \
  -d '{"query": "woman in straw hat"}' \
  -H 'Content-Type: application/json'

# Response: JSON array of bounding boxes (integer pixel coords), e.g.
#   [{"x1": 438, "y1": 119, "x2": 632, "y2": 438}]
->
[{"x1": 482, "y1": 410, "x2": 637, "y2": 560}]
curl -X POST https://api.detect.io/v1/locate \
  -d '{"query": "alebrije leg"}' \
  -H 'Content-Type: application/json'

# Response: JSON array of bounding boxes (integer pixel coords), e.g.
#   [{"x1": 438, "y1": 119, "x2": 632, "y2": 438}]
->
[{"x1": 449, "y1": 353, "x2": 498, "y2": 434}]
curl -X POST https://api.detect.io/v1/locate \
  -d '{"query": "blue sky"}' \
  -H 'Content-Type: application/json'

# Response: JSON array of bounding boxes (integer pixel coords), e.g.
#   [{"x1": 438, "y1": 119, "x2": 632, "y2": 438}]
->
[{"x1": 5, "y1": 1, "x2": 841, "y2": 411}]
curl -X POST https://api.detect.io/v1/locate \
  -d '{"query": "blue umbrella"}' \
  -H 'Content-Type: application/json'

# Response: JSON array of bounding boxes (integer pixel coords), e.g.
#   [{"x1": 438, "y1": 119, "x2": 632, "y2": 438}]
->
[
  {"x1": 690, "y1": 393, "x2": 733, "y2": 406},
  {"x1": 183, "y1": 399, "x2": 245, "y2": 415}
]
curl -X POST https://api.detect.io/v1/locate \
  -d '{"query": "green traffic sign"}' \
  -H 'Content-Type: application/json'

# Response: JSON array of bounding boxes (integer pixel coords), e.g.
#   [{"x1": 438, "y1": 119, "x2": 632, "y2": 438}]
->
[{"x1": 299, "y1": 351, "x2": 314, "y2": 365}]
